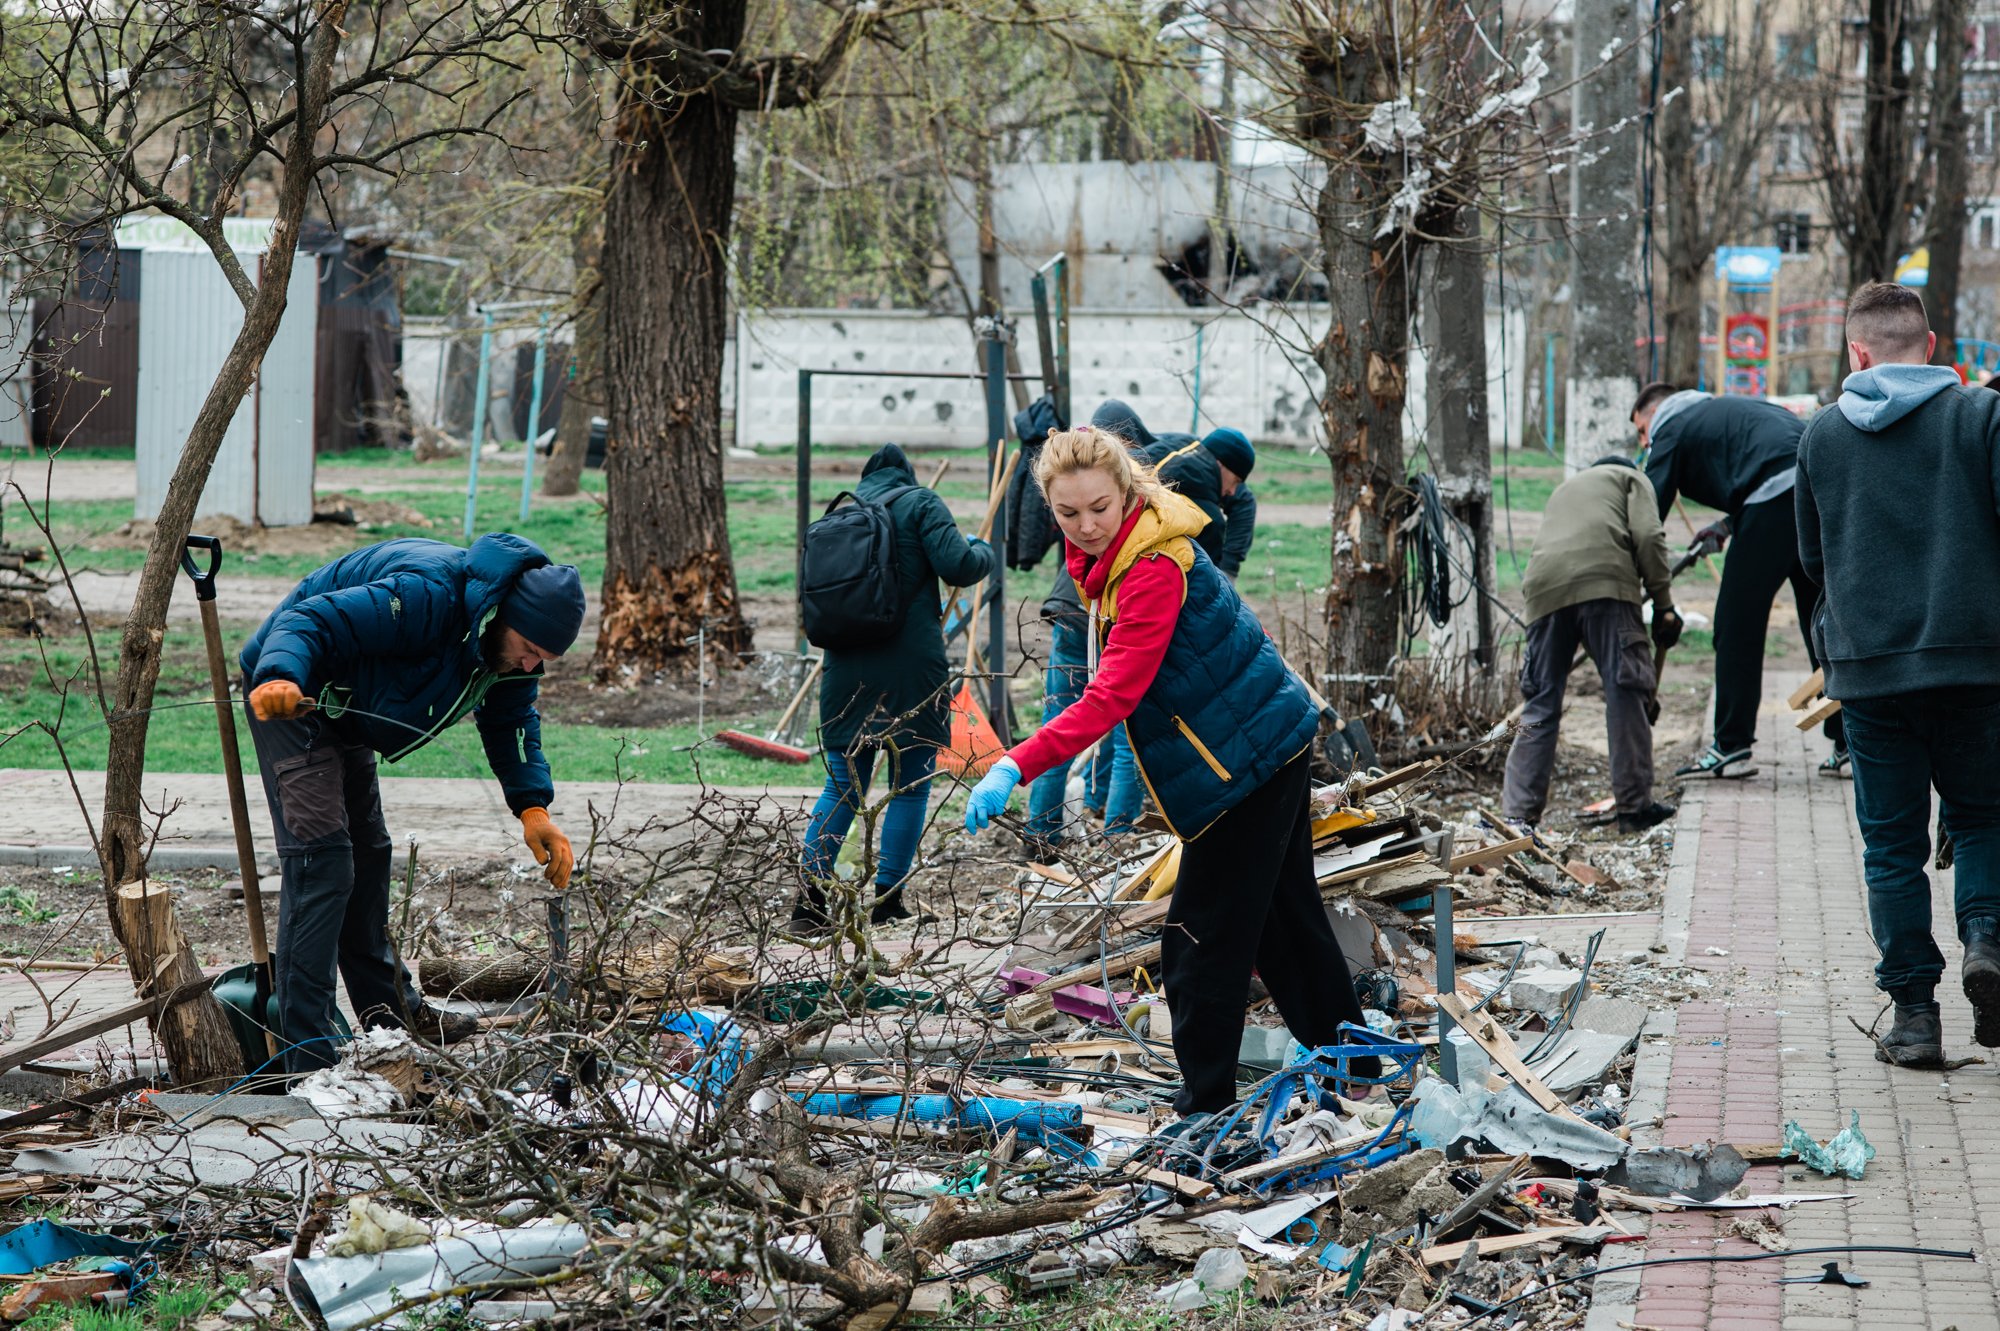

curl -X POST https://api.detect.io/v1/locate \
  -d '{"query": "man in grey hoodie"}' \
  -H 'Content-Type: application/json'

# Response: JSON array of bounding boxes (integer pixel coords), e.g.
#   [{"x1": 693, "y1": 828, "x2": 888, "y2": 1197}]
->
[{"x1": 1796, "y1": 281, "x2": 2000, "y2": 1067}]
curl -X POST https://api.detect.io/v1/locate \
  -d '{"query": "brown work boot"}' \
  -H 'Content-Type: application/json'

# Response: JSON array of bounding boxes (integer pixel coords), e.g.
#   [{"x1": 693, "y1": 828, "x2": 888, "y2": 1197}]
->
[
  {"x1": 1875, "y1": 1001, "x2": 1944, "y2": 1067},
  {"x1": 408, "y1": 1004, "x2": 480, "y2": 1046}
]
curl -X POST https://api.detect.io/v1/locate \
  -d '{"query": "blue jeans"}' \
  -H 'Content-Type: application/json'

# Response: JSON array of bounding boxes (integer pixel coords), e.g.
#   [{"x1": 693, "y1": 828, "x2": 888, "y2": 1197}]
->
[
  {"x1": 1025, "y1": 619, "x2": 1143, "y2": 841},
  {"x1": 1844, "y1": 686, "x2": 2000, "y2": 1001},
  {"x1": 802, "y1": 745, "x2": 936, "y2": 889}
]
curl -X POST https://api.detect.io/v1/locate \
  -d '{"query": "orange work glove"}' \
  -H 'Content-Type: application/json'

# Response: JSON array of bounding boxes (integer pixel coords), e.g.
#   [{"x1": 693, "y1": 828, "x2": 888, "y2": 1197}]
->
[
  {"x1": 249, "y1": 680, "x2": 310, "y2": 722},
  {"x1": 520, "y1": 807, "x2": 573, "y2": 889}
]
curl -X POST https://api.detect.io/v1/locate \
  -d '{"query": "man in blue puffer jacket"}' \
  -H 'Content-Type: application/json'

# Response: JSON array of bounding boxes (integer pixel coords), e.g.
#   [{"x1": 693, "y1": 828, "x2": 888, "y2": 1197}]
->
[{"x1": 240, "y1": 532, "x2": 585, "y2": 1072}]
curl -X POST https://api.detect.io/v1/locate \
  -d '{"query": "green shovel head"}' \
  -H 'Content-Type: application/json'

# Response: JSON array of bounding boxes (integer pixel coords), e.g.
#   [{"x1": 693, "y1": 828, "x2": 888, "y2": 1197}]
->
[{"x1": 212, "y1": 963, "x2": 351, "y2": 1078}]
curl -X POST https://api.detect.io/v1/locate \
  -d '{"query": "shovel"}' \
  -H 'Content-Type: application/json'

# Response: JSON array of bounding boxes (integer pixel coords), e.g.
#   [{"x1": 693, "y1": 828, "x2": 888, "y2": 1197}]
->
[{"x1": 179, "y1": 536, "x2": 286, "y2": 1075}]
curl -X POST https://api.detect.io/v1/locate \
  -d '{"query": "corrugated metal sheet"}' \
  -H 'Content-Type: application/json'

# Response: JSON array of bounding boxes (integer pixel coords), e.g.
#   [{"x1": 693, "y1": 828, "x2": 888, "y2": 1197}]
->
[
  {"x1": 134, "y1": 251, "x2": 317, "y2": 525},
  {"x1": 31, "y1": 245, "x2": 142, "y2": 450}
]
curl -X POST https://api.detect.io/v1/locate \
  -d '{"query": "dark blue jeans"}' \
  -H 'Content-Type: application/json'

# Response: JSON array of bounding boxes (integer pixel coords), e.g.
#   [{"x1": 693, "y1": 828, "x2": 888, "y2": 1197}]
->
[
  {"x1": 1024, "y1": 617, "x2": 1140, "y2": 840},
  {"x1": 801, "y1": 744, "x2": 937, "y2": 889},
  {"x1": 1844, "y1": 686, "x2": 2000, "y2": 1002}
]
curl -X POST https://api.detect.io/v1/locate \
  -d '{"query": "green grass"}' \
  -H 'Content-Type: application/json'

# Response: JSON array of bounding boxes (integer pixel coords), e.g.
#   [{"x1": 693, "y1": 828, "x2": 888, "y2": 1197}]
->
[{"x1": 22, "y1": 1278, "x2": 220, "y2": 1331}]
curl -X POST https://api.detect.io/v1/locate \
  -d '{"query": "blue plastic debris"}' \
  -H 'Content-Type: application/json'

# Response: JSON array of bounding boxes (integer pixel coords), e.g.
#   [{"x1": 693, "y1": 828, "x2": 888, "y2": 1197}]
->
[
  {"x1": 0, "y1": 1220, "x2": 159, "y2": 1276},
  {"x1": 795, "y1": 1094, "x2": 1096, "y2": 1161},
  {"x1": 1316, "y1": 1240, "x2": 1357, "y2": 1273},
  {"x1": 1782, "y1": 1110, "x2": 1876, "y2": 1180},
  {"x1": 659, "y1": 1010, "x2": 746, "y2": 1097}
]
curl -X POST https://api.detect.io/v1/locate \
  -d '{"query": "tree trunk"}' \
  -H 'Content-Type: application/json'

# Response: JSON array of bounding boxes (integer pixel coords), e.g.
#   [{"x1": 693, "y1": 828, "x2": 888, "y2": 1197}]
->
[
  {"x1": 1427, "y1": 210, "x2": 1495, "y2": 676},
  {"x1": 1926, "y1": 0, "x2": 1969, "y2": 363},
  {"x1": 1564, "y1": 0, "x2": 1641, "y2": 471},
  {"x1": 971, "y1": 135, "x2": 1030, "y2": 412},
  {"x1": 1305, "y1": 31, "x2": 1412, "y2": 712},
  {"x1": 1657, "y1": 0, "x2": 1703, "y2": 388},
  {"x1": 1853, "y1": 0, "x2": 1915, "y2": 293},
  {"x1": 97, "y1": 5, "x2": 348, "y2": 1086},
  {"x1": 593, "y1": 2, "x2": 754, "y2": 676}
]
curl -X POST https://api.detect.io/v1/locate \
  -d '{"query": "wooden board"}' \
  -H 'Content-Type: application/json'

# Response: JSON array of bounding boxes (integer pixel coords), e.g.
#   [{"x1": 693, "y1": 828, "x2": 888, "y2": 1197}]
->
[
  {"x1": 1449, "y1": 837, "x2": 1536, "y2": 871},
  {"x1": 1787, "y1": 669, "x2": 1826, "y2": 711},
  {"x1": 1433, "y1": 993, "x2": 1578, "y2": 1118},
  {"x1": 1351, "y1": 760, "x2": 1440, "y2": 800},
  {"x1": 1319, "y1": 851, "x2": 1428, "y2": 890},
  {"x1": 1420, "y1": 1226, "x2": 1602, "y2": 1266},
  {"x1": 1793, "y1": 695, "x2": 1843, "y2": 730},
  {"x1": 1121, "y1": 1164, "x2": 1215, "y2": 1199},
  {"x1": 1027, "y1": 943, "x2": 1162, "y2": 997}
]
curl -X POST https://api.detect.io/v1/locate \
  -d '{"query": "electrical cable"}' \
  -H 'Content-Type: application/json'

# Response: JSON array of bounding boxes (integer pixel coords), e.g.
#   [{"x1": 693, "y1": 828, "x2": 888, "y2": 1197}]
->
[{"x1": 1461, "y1": 1243, "x2": 1977, "y2": 1326}]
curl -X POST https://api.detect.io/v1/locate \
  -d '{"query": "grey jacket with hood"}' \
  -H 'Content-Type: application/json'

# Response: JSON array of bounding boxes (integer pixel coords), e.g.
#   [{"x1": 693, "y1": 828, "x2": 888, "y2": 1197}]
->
[{"x1": 1795, "y1": 364, "x2": 2000, "y2": 698}]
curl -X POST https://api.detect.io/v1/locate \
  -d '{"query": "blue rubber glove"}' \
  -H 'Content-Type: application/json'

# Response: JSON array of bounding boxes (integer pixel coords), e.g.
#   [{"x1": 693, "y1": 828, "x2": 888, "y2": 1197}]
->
[{"x1": 964, "y1": 757, "x2": 1023, "y2": 832}]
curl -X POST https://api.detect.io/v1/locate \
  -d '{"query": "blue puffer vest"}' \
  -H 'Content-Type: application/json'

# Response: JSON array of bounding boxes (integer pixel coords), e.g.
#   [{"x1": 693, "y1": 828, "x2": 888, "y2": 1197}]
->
[{"x1": 1095, "y1": 500, "x2": 1318, "y2": 839}]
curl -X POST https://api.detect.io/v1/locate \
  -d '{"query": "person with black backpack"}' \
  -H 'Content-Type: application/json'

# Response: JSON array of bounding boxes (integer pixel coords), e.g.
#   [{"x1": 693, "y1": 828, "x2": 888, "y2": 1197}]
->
[{"x1": 792, "y1": 443, "x2": 995, "y2": 930}]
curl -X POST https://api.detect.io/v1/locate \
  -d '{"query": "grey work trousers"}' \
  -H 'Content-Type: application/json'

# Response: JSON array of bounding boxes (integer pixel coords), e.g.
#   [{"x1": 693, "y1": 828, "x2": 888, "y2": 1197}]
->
[
  {"x1": 245, "y1": 704, "x2": 423, "y2": 1074},
  {"x1": 1502, "y1": 598, "x2": 1657, "y2": 823}
]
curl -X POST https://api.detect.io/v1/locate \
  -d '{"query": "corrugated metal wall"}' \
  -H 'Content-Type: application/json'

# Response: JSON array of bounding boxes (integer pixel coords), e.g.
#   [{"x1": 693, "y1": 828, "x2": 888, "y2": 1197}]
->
[
  {"x1": 31, "y1": 246, "x2": 142, "y2": 450},
  {"x1": 134, "y1": 252, "x2": 317, "y2": 525}
]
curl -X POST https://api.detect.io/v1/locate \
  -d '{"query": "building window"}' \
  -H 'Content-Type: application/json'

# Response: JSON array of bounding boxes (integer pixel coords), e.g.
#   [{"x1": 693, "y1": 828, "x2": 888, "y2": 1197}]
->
[
  {"x1": 1693, "y1": 34, "x2": 1729, "y2": 80},
  {"x1": 1973, "y1": 204, "x2": 2000, "y2": 250},
  {"x1": 1776, "y1": 32, "x2": 1818, "y2": 75},
  {"x1": 1970, "y1": 17, "x2": 2000, "y2": 68},
  {"x1": 1770, "y1": 124, "x2": 1813, "y2": 176},
  {"x1": 1773, "y1": 213, "x2": 1813, "y2": 254}
]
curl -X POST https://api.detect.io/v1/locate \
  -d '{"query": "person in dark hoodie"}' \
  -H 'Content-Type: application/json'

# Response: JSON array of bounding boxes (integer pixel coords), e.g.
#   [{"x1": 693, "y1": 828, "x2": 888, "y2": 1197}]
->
[
  {"x1": 1796, "y1": 281, "x2": 2000, "y2": 1067},
  {"x1": 1631, "y1": 383, "x2": 1843, "y2": 778},
  {"x1": 241, "y1": 533, "x2": 586, "y2": 1072},
  {"x1": 793, "y1": 444, "x2": 996, "y2": 929}
]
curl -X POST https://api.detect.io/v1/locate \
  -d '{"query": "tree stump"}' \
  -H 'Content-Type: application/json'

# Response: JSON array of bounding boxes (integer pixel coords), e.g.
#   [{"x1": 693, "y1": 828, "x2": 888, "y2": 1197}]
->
[{"x1": 418, "y1": 952, "x2": 549, "y2": 1002}]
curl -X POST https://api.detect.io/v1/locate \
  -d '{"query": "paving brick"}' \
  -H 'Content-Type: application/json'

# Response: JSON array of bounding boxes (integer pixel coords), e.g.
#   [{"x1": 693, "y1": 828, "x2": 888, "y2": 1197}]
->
[{"x1": 1602, "y1": 670, "x2": 2000, "y2": 1330}]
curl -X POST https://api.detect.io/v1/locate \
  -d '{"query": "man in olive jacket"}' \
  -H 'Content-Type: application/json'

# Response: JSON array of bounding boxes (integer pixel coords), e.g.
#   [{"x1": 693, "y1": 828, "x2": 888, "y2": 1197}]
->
[{"x1": 1502, "y1": 457, "x2": 1682, "y2": 832}]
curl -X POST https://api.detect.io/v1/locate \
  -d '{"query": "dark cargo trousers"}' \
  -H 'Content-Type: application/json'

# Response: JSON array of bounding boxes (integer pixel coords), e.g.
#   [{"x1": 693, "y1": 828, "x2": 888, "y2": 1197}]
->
[
  {"x1": 1503, "y1": 598, "x2": 1657, "y2": 823},
  {"x1": 245, "y1": 705, "x2": 423, "y2": 1074}
]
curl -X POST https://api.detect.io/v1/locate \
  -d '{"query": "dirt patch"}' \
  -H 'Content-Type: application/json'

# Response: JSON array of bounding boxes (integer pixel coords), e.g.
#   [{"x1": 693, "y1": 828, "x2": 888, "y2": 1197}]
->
[
  {"x1": 101, "y1": 493, "x2": 432, "y2": 559},
  {"x1": 533, "y1": 649, "x2": 797, "y2": 729}
]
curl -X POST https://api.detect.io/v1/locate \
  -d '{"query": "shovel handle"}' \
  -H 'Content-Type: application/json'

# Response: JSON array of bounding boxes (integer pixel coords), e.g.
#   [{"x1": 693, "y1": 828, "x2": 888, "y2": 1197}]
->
[{"x1": 180, "y1": 535, "x2": 222, "y2": 602}]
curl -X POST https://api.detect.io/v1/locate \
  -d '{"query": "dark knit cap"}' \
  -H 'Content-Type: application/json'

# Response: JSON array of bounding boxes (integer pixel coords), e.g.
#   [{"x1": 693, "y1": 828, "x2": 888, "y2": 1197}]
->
[
  {"x1": 1090, "y1": 399, "x2": 1158, "y2": 449},
  {"x1": 501, "y1": 563, "x2": 586, "y2": 655},
  {"x1": 1202, "y1": 427, "x2": 1256, "y2": 480}
]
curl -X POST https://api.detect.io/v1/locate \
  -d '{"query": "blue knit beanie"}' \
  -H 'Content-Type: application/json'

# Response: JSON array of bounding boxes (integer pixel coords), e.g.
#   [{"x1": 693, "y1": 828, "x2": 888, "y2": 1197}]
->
[
  {"x1": 500, "y1": 564, "x2": 586, "y2": 655},
  {"x1": 1202, "y1": 428, "x2": 1256, "y2": 480}
]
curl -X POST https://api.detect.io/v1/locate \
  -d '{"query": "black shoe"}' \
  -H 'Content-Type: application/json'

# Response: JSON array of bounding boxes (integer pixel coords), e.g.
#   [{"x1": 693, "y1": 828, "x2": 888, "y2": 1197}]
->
[
  {"x1": 1617, "y1": 801, "x2": 1677, "y2": 834},
  {"x1": 1964, "y1": 919, "x2": 2000, "y2": 1047},
  {"x1": 869, "y1": 886, "x2": 913, "y2": 926},
  {"x1": 1875, "y1": 1001, "x2": 1944, "y2": 1067},
  {"x1": 789, "y1": 882, "x2": 832, "y2": 934},
  {"x1": 409, "y1": 1003, "x2": 479, "y2": 1046}
]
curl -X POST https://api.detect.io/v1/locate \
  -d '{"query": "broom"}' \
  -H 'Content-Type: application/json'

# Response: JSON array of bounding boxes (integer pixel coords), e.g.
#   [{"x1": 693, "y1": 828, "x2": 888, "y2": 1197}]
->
[{"x1": 939, "y1": 450, "x2": 1020, "y2": 776}]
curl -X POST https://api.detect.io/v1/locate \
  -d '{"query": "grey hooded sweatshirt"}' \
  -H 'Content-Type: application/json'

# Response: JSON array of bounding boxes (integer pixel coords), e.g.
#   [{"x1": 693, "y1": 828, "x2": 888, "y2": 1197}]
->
[{"x1": 1795, "y1": 364, "x2": 2000, "y2": 699}]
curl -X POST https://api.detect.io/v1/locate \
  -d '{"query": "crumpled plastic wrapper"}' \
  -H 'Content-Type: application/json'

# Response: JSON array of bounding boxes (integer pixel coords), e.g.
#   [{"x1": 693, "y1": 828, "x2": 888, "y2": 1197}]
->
[
  {"x1": 325, "y1": 1198, "x2": 439, "y2": 1258},
  {"x1": 1782, "y1": 1110, "x2": 1875, "y2": 1180}
]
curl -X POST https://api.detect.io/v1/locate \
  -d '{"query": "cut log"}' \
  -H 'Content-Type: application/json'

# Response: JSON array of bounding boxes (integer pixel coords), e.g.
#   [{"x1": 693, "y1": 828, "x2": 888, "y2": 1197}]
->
[
  {"x1": 115, "y1": 879, "x2": 242, "y2": 1083},
  {"x1": 419, "y1": 952, "x2": 549, "y2": 1002}
]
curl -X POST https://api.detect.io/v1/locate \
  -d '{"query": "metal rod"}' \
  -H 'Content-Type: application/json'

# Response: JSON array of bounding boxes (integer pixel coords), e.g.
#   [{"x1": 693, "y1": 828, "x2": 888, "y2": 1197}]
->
[
  {"x1": 796, "y1": 369, "x2": 813, "y2": 659},
  {"x1": 519, "y1": 313, "x2": 549, "y2": 524},
  {"x1": 980, "y1": 327, "x2": 1011, "y2": 740},
  {"x1": 1435, "y1": 882, "x2": 1458, "y2": 1087},
  {"x1": 1029, "y1": 272, "x2": 1059, "y2": 400},
  {"x1": 464, "y1": 310, "x2": 494, "y2": 540},
  {"x1": 794, "y1": 368, "x2": 1040, "y2": 382}
]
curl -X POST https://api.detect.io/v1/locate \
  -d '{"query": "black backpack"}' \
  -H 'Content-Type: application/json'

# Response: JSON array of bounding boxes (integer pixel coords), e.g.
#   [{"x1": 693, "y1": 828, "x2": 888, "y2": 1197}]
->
[{"x1": 799, "y1": 485, "x2": 919, "y2": 650}]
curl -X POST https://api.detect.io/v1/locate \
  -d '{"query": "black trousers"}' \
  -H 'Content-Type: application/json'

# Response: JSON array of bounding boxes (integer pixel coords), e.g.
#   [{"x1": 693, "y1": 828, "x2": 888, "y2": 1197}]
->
[
  {"x1": 245, "y1": 705, "x2": 423, "y2": 1074},
  {"x1": 1164, "y1": 752, "x2": 1368, "y2": 1114},
  {"x1": 1712, "y1": 495, "x2": 1844, "y2": 755}
]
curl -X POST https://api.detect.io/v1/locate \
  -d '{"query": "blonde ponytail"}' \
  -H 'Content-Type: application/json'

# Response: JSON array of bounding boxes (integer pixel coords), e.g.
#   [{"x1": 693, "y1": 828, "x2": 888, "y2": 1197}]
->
[{"x1": 1033, "y1": 426, "x2": 1171, "y2": 507}]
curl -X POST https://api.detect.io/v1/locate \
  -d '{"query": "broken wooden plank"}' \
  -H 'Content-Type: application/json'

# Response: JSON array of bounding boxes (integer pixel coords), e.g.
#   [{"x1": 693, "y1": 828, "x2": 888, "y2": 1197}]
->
[
  {"x1": 1433, "y1": 993, "x2": 1579, "y2": 1118},
  {"x1": 1026, "y1": 943, "x2": 1162, "y2": 997},
  {"x1": 1787, "y1": 669, "x2": 1826, "y2": 711},
  {"x1": 1319, "y1": 851, "x2": 1428, "y2": 890},
  {"x1": 1792, "y1": 694, "x2": 1842, "y2": 730},
  {"x1": 1478, "y1": 807, "x2": 1591, "y2": 887},
  {"x1": 1352, "y1": 760, "x2": 1440, "y2": 800},
  {"x1": 1420, "y1": 1226, "x2": 1603, "y2": 1266},
  {"x1": 1121, "y1": 1164, "x2": 1215, "y2": 1199},
  {"x1": 1449, "y1": 837, "x2": 1536, "y2": 872},
  {"x1": 0, "y1": 978, "x2": 215, "y2": 1079}
]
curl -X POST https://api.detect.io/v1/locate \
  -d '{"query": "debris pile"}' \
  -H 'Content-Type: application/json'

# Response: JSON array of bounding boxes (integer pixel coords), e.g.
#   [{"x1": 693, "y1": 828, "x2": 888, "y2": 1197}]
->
[{"x1": 0, "y1": 780, "x2": 1885, "y2": 1327}]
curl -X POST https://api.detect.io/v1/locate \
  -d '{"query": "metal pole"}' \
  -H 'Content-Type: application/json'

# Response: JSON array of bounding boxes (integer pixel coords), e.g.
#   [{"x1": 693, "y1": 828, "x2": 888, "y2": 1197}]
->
[
  {"x1": 796, "y1": 369, "x2": 813, "y2": 659},
  {"x1": 463, "y1": 309, "x2": 494, "y2": 541},
  {"x1": 1543, "y1": 332, "x2": 1559, "y2": 452},
  {"x1": 1435, "y1": 882, "x2": 1458, "y2": 1087},
  {"x1": 979, "y1": 322, "x2": 1011, "y2": 740},
  {"x1": 519, "y1": 313, "x2": 549, "y2": 524},
  {"x1": 1029, "y1": 269, "x2": 1059, "y2": 401},
  {"x1": 1054, "y1": 255, "x2": 1071, "y2": 421}
]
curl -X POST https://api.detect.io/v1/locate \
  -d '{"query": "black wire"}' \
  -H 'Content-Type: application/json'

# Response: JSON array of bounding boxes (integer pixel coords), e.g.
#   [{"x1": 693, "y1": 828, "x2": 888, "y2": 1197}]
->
[{"x1": 1462, "y1": 1243, "x2": 1977, "y2": 1326}]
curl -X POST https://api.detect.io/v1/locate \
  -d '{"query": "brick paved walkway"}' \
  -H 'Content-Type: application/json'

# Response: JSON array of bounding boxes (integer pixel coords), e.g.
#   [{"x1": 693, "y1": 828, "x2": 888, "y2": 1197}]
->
[{"x1": 1590, "y1": 673, "x2": 2000, "y2": 1331}]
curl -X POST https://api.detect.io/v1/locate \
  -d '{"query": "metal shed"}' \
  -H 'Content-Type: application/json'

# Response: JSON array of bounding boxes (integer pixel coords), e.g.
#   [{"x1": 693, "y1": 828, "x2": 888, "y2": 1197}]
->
[{"x1": 129, "y1": 219, "x2": 318, "y2": 526}]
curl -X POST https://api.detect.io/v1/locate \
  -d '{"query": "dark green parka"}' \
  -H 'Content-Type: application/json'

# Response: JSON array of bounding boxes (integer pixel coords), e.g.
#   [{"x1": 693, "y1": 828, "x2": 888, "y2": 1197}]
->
[{"x1": 817, "y1": 446, "x2": 996, "y2": 753}]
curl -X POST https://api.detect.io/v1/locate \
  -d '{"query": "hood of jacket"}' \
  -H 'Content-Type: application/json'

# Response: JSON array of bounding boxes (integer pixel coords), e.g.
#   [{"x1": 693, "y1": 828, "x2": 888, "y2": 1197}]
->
[
  {"x1": 1089, "y1": 399, "x2": 1158, "y2": 449},
  {"x1": 1837, "y1": 363, "x2": 1963, "y2": 431},
  {"x1": 464, "y1": 532, "x2": 553, "y2": 629},
  {"x1": 1647, "y1": 389, "x2": 1710, "y2": 442}
]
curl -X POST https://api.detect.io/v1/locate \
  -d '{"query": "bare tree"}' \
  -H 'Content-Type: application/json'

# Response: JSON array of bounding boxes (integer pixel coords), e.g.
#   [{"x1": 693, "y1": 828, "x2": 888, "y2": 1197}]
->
[
  {"x1": 0, "y1": 0, "x2": 540, "y2": 1083},
  {"x1": 1924, "y1": 0, "x2": 1971, "y2": 359}
]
